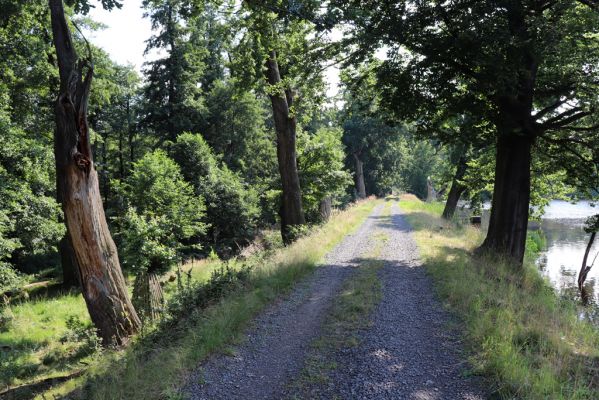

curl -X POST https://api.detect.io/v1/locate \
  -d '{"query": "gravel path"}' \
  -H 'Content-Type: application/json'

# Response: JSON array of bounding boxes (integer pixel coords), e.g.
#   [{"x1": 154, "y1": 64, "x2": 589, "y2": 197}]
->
[
  {"x1": 316, "y1": 203, "x2": 487, "y2": 399},
  {"x1": 183, "y1": 204, "x2": 384, "y2": 400},
  {"x1": 184, "y1": 202, "x2": 487, "y2": 400}
]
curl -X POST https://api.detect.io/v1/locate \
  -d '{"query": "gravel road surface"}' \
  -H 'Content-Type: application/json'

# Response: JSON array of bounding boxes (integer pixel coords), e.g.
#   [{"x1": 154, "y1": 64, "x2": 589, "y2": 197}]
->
[{"x1": 183, "y1": 202, "x2": 487, "y2": 399}]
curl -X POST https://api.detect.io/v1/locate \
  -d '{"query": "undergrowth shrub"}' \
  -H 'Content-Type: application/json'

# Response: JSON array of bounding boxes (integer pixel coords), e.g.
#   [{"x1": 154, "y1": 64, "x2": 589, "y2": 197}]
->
[{"x1": 156, "y1": 262, "x2": 253, "y2": 333}]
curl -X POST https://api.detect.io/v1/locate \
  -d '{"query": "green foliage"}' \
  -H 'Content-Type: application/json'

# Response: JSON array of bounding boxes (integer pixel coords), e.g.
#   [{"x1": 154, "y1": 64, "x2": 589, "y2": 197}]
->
[
  {"x1": 584, "y1": 214, "x2": 599, "y2": 234},
  {"x1": 170, "y1": 133, "x2": 260, "y2": 254},
  {"x1": 141, "y1": 0, "x2": 208, "y2": 142},
  {"x1": 115, "y1": 150, "x2": 207, "y2": 274},
  {"x1": 156, "y1": 262, "x2": 253, "y2": 332},
  {"x1": 0, "y1": 264, "x2": 24, "y2": 294},
  {"x1": 297, "y1": 127, "x2": 352, "y2": 222},
  {"x1": 60, "y1": 315, "x2": 102, "y2": 358},
  {"x1": 0, "y1": 110, "x2": 64, "y2": 274}
]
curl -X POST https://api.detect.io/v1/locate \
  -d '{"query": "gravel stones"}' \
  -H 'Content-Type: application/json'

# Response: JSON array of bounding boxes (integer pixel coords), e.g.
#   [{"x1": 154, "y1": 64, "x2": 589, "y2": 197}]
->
[{"x1": 183, "y1": 202, "x2": 487, "y2": 400}]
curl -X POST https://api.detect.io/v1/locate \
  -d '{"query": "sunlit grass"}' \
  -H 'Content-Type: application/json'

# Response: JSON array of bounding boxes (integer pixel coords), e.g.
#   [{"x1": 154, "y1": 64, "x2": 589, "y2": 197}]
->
[
  {"x1": 400, "y1": 197, "x2": 599, "y2": 399},
  {"x1": 0, "y1": 291, "x2": 90, "y2": 390}
]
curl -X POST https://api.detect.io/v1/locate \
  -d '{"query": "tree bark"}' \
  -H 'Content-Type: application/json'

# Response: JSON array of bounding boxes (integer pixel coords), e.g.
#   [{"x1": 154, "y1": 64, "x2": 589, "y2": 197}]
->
[
  {"x1": 132, "y1": 271, "x2": 164, "y2": 322},
  {"x1": 442, "y1": 156, "x2": 468, "y2": 220},
  {"x1": 59, "y1": 235, "x2": 80, "y2": 287},
  {"x1": 477, "y1": 133, "x2": 533, "y2": 264},
  {"x1": 319, "y1": 196, "x2": 332, "y2": 222},
  {"x1": 264, "y1": 50, "x2": 305, "y2": 244},
  {"x1": 353, "y1": 153, "x2": 366, "y2": 199},
  {"x1": 578, "y1": 232, "x2": 596, "y2": 292},
  {"x1": 49, "y1": 0, "x2": 140, "y2": 346}
]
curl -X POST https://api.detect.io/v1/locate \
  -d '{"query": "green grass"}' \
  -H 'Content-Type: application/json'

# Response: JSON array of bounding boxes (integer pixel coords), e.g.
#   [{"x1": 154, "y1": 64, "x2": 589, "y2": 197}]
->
[
  {"x1": 37, "y1": 199, "x2": 380, "y2": 399},
  {"x1": 0, "y1": 290, "x2": 91, "y2": 391},
  {"x1": 399, "y1": 196, "x2": 599, "y2": 399},
  {"x1": 0, "y1": 257, "x2": 225, "y2": 395}
]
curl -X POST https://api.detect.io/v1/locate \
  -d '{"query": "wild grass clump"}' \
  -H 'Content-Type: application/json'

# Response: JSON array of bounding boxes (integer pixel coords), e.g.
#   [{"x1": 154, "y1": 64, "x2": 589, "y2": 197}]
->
[
  {"x1": 40, "y1": 199, "x2": 379, "y2": 400},
  {"x1": 401, "y1": 198, "x2": 599, "y2": 399}
]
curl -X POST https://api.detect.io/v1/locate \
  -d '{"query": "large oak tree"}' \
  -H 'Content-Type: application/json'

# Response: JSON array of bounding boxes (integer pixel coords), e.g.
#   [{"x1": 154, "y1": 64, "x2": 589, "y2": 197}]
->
[{"x1": 331, "y1": 0, "x2": 599, "y2": 263}]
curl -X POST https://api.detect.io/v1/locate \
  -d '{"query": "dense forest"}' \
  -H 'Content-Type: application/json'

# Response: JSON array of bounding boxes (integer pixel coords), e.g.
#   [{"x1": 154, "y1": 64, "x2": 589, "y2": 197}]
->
[{"x1": 1, "y1": 0, "x2": 599, "y2": 398}]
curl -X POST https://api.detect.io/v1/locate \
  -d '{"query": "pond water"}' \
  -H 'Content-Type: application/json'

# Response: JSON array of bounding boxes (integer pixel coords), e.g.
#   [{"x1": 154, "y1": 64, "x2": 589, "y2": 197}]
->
[{"x1": 534, "y1": 201, "x2": 599, "y2": 305}]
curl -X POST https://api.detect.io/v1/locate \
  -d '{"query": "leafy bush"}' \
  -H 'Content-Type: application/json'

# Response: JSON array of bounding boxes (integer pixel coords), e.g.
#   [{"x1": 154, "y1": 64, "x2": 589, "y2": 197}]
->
[
  {"x1": 171, "y1": 133, "x2": 260, "y2": 254},
  {"x1": 0, "y1": 117, "x2": 64, "y2": 274},
  {"x1": 114, "y1": 150, "x2": 207, "y2": 276},
  {"x1": 297, "y1": 127, "x2": 352, "y2": 223}
]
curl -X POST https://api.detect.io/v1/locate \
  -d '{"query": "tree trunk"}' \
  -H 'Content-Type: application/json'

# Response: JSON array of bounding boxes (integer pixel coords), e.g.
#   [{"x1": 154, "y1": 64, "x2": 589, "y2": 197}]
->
[
  {"x1": 442, "y1": 156, "x2": 468, "y2": 220},
  {"x1": 477, "y1": 133, "x2": 533, "y2": 264},
  {"x1": 59, "y1": 235, "x2": 80, "y2": 287},
  {"x1": 49, "y1": 0, "x2": 140, "y2": 346},
  {"x1": 264, "y1": 50, "x2": 305, "y2": 244},
  {"x1": 353, "y1": 153, "x2": 366, "y2": 199},
  {"x1": 319, "y1": 196, "x2": 332, "y2": 222},
  {"x1": 578, "y1": 232, "x2": 596, "y2": 292},
  {"x1": 132, "y1": 271, "x2": 164, "y2": 322}
]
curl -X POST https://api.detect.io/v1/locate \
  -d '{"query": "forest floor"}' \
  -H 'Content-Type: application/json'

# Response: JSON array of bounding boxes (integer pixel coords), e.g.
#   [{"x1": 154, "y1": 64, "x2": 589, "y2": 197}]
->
[{"x1": 182, "y1": 198, "x2": 487, "y2": 400}]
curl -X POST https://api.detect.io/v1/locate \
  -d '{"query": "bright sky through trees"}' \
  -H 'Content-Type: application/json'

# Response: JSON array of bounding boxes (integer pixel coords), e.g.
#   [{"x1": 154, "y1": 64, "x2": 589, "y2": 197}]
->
[{"x1": 87, "y1": 0, "x2": 342, "y2": 97}]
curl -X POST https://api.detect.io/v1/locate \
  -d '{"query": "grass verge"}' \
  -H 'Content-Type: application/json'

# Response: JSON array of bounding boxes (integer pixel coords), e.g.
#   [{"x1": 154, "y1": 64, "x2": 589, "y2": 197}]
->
[
  {"x1": 37, "y1": 199, "x2": 380, "y2": 399},
  {"x1": 399, "y1": 195, "x2": 599, "y2": 399}
]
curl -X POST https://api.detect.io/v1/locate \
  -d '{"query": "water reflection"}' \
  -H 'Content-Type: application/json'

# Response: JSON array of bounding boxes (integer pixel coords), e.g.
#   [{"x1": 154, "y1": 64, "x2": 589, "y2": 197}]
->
[{"x1": 536, "y1": 217, "x2": 599, "y2": 304}]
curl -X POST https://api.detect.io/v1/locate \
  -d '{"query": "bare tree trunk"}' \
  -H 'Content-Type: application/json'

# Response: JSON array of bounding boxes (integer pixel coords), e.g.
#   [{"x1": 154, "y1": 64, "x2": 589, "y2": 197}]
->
[
  {"x1": 264, "y1": 50, "x2": 305, "y2": 244},
  {"x1": 578, "y1": 232, "x2": 596, "y2": 292},
  {"x1": 353, "y1": 153, "x2": 366, "y2": 199},
  {"x1": 477, "y1": 132, "x2": 533, "y2": 265},
  {"x1": 49, "y1": 0, "x2": 140, "y2": 346},
  {"x1": 442, "y1": 156, "x2": 468, "y2": 220},
  {"x1": 319, "y1": 196, "x2": 332, "y2": 222},
  {"x1": 132, "y1": 272, "x2": 164, "y2": 322}
]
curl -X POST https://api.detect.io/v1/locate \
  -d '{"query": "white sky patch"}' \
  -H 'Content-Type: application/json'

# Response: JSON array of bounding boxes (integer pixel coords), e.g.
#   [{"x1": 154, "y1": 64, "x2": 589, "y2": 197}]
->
[
  {"x1": 86, "y1": 1, "x2": 347, "y2": 99},
  {"x1": 87, "y1": 0, "x2": 153, "y2": 72}
]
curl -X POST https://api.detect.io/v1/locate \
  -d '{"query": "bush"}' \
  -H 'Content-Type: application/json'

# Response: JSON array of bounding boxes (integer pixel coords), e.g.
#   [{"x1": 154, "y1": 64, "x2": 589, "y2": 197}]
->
[
  {"x1": 60, "y1": 315, "x2": 102, "y2": 357},
  {"x1": 0, "y1": 264, "x2": 24, "y2": 294},
  {"x1": 115, "y1": 150, "x2": 207, "y2": 276},
  {"x1": 171, "y1": 133, "x2": 260, "y2": 254},
  {"x1": 297, "y1": 127, "x2": 352, "y2": 223},
  {"x1": 155, "y1": 261, "x2": 253, "y2": 332}
]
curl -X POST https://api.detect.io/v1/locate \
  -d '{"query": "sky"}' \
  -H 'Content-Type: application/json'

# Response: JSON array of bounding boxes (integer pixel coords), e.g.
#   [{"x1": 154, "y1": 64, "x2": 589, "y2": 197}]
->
[{"x1": 87, "y1": 0, "x2": 342, "y2": 98}]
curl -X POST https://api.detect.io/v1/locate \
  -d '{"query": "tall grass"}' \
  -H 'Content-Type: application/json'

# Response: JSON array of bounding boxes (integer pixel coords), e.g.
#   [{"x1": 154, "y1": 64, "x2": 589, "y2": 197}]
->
[
  {"x1": 40, "y1": 199, "x2": 380, "y2": 399},
  {"x1": 400, "y1": 197, "x2": 599, "y2": 399}
]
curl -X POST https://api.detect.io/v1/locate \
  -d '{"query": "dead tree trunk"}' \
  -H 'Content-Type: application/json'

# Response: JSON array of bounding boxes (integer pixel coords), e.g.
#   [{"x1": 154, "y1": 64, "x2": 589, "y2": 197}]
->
[
  {"x1": 132, "y1": 271, "x2": 164, "y2": 322},
  {"x1": 578, "y1": 232, "x2": 596, "y2": 292},
  {"x1": 49, "y1": 0, "x2": 140, "y2": 346},
  {"x1": 353, "y1": 153, "x2": 366, "y2": 199},
  {"x1": 442, "y1": 156, "x2": 468, "y2": 220},
  {"x1": 264, "y1": 50, "x2": 305, "y2": 244}
]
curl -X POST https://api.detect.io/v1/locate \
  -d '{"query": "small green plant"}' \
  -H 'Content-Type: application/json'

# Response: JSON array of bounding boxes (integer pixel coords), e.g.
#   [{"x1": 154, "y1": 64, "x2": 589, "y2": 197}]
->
[
  {"x1": 61, "y1": 315, "x2": 102, "y2": 357},
  {"x1": 287, "y1": 224, "x2": 311, "y2": 242},
  {"x1": 208, "y1": 248, "x2": 220, "y2": 261},
  {"x1": 0, "y1": 299, "x2": 14, "y2": 332}
]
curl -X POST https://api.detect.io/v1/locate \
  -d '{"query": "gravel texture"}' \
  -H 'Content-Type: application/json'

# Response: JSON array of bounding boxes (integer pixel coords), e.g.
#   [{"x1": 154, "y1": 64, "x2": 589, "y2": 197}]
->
[
  {"x1": 184, "y1": 202, "x2": 487, "y2": 400},
  {"x1": 183, "y1": 204, "x2": 383, "y2": 400},
  {"x1": 313, "y1": 203, "x2": 487, "y2": 399}
]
